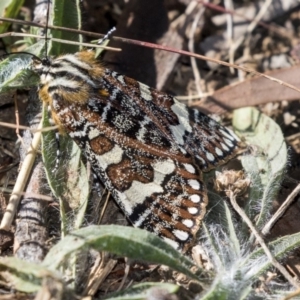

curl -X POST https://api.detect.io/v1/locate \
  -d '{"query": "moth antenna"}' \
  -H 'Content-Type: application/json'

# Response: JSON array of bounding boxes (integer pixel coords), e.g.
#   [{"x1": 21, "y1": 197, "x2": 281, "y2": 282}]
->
[
  {"x1": 44, "y1": 0, "x2": 51, "y2": 57},
  {"x1": 97, "y1": 27, "x2": 116, "y2": 45}
]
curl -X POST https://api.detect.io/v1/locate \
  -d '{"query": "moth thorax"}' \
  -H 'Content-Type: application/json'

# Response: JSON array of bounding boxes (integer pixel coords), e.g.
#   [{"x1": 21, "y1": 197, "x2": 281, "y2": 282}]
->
[
  {"x1": 40, "y1": 72, "x2": 53, "y2": 85},
  {"x1": 32, "y1": 56, "x2": 52, "y2": 72}
]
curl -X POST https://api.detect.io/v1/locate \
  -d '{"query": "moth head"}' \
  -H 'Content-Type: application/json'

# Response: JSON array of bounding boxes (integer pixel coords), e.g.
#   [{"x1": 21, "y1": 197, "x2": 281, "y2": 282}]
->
[
  {"x1": 32, "y1": 55, "x2": 51, "y2": 72},
  {"x1": 32, "y1": 56, "x2": 53, "y2": 84}
]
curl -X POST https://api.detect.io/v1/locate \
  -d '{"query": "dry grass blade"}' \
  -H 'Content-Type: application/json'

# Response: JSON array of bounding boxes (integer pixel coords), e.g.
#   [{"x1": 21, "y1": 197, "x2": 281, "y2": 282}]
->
[
  {"x1": 282, "y1": 287, "x2": 300, "y2": 300},
  {"x1": 0, "y1": 32, "x2": 121, "y2": 51},
  {"x1": 0, "y1": 121, "x2": 58, "y2": 133},
  {"x1": 262, "y1": 183, "x2": 300, "y2": 236},
  {"x1": 228, "y1": 190, "x2": 299, "y2": 289},
  {"x1": 0, "y1": 120, "x2": 42, "y2": 230},
  {"x1": 84, "y1": 253, "x2": 117, "y2": 296}
]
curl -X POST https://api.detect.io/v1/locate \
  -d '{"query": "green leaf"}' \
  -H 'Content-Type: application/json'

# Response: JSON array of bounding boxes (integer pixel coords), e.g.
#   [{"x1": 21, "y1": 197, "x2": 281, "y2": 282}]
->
[
  {"x1": 0, "y1": 41, "x2": 45, "y2": 93},
  {"x1": 0, "y1": 257, "x2": 62, "y2": 293},
  {"x1": 205, "y1": 191, "x2": 241, "y2": 265},
  {"x1": 43, "y1": 225, "x2": 203, "y2": 281},
  {"x1": 233, "y1": 107, "x2": 287, "y2": 230},
  {"x1": 48, "y1": 0, "x2": 82, "y2": 55},
  {"x1": 41, "y1": 105, "x2": 89, "y2": 235},
  {"x1": 197, "y1": 109, "x2": 290, "y2": 299},
  {"x1": 0, "y1": 55, "x2": 35, "y2": 93},
  {"x1": 243, "y1": 232, "x2": 300, "y2": 280},
  {"x1": 103, "y1": 282, "x2": 179, "y2": 300},
  {"x1": 0, "y1": 0, "x2": 25, "y2": 34},
  {"x1": 40, "y1": 0, "x2": 88, "y2": 235},
  {"x1": 68, "y1": 142, "x2": 89, "y2": 230},
  {"x1": 39, "y1": 0, "x2": 87, "y2": 290}
]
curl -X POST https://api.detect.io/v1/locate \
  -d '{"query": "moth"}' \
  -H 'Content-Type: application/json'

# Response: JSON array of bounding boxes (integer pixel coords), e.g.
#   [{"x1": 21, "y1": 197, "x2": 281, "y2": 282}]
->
[{"x1": 33, "y1": 50, "x2": 240, "y2": 252}]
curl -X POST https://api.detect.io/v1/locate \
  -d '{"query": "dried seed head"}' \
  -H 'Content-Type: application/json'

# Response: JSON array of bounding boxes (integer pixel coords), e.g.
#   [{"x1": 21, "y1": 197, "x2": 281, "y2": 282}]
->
[{"x1": 214, "y1": 170, "x2": 250, "y2": 197}]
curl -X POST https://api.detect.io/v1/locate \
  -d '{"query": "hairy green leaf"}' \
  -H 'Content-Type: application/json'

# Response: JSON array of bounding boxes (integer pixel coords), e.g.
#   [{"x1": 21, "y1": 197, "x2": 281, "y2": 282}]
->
[
  {"x1": 102, "y1": 282, "x2": 179, "y2": 300},
  {"x1": 0, "y1": 257, "x2": 62, "y2": 293},
  {"x1": 0, "y1": 0, "x2": 25, "y2": 34},
  {"x1": 233, "y1": 107, "x2": 287, "y2": 230},
  {"x1": 43, "y1": 225, "x2": 204, "y2": 281}
]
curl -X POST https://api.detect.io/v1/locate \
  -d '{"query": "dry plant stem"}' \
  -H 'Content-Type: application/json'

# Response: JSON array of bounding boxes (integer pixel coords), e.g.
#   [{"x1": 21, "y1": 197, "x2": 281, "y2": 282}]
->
[
  {"x1": 84, "y1": 253, "x2": 117, "y2": 296},
  {"x1": 98, "y1": 192, "x2": 110, "y2": 224},
  {"x1": 122, "y1": 41, "x2": 300, "y2": 95},
  {"x1": 224, "y1": 0, "x2": 234, "y2": 73},
  {"x1": 0, "y1": 119, "x2": 42, "y2": 230},
  {"x1": 230, "y1": 0, "x2": 273, "y2": 61},
  {"x1": 228, "y1": 191, "x2": 300, "y2": 288},
  {"x1": 0, "y1": 121, "x2": 58, "y2": 133},
  {"x1": 0, "y1": 121, "x2": 34, "y2": 131},
  {"x1": 1, "y1": 19, "x2": 300, "y2": 94},
  {"x1": 0, "y1": 188, "x2": 52, "y2": 201},
  {"x1": 286, "y1": 264, "x2": 298, "y2": 279},
  {"x1": 0, "y1": 163, "x2": 18, "y2": 174},
  {"x1": 0, "y1": 144, "x2": 15, "y2": 158},
  {"x1": 176, "y1": 92, "x2": 212, "y2": 100},
  {"x1": 283, "y1": 287, "x2": 300, "y2": 300},
  {"x1": 1, "y1": 1, "x2": 289, "y2": 40},
  {"x1": 188, "y1": 3, "x2": 205, "y2": 98},
  {"x1": 196, "y1": 0, "x2": 291, "y2": 39},
  {"x1": 224, "y1": 0, "x2": 233, "y2": 40},
  {"x1": 286, "y1": 132, "x2": 300, "y2": 142},
  {"x1": 0, "y1": 17, "x2": 111, "y2": 38},
  {"x1": 14, "y1": 94, "x2": 23, "y2": 146},
  {"x1": 171, "y1": 0, "x2": 198, "y2": 28},
  {"x1": 0, "y1": 32, "x2": 121, "y2": 51},
  {"x1": 261, "y1": 183, "x2": 300, "y2": 236},
  {"x1": 0, "y1": 10, "x2": 288, "y2": 44},
  {"x1": 247, "y1": 0, "x2": 273, "y2": 33},
  {"x1": 117, "y1": 261, "x2": 130, "y2": 292}
]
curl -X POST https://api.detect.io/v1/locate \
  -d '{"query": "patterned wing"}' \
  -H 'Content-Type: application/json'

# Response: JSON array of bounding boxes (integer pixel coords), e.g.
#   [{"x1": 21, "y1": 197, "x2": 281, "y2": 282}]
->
[
  {"x1": 35, "y1": 51, "x2": 239, "y2": 251},
  {"x1": 99, "y1": 70, "x2": 240, "y2": 171}
]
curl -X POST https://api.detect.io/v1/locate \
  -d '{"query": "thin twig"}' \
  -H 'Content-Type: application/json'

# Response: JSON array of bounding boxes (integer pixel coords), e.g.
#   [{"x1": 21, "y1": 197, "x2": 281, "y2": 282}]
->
[
  {"x1": 84, "y1": 253, "x2": 117, "y2": 296},
  {"x1": 229, "y1": 0, "x2": 273, "y2": 58},
  {"x1": 0, "y1": 120, "x2": 42, "y2": 230},
  {"x1": 0, "y1": 121, "x2": 58, "y2": 133},
  {"x1": 224, "y1": 0, "x2": 234, "y2": 74},
  {"x1": 117, "y1": 260, "x2": 130, "y2": 292},
  {"x1": 228, "y1": 191, "x2": 300, "y2": 288},
  {"x1": 188, "y1": 3, "x2": 205, "y2": 99},
  {"x1": 0, "y1": 32, "x2": 121, "y2": 51},
  {"x1": 176, "y1": 92, "x2": 213, "y2": 100},
  {"x1": 2, "y1": 19, "x2": 300, "y2": 94},
  {"x1": 285, "y1": 132, "x2": 300, "y2": 142},
  {"x1": 125, "y1": 41, "x2": 300, "y2": 94},
  {"x1": 0, "y1": 17, "x2": 111, "y2": 38},
  {"x1": 196, "y1": 0, "x2": 290, "y2": 39},
  {"x1": 282, "y1": 287, "x2": 300, "y2": 300},
  {"x1": 14, "y1": 94, "x2": 24, "y2": 147},
  {"x1": 0, "y1": 187, "x2": 53, "y2": 201},
  {"x1": 98, "y1": 192, "x2": 110, "y2": 224},
  {"x1": 262, "y1": 183, "x2": 300, "y2": 236}
]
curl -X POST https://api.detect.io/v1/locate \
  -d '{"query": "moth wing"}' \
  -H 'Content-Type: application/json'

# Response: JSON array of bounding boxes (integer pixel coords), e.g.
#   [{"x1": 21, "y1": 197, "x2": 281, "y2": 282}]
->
[
  {"x1": 55, "y1": 88, "x2": 207, "y2": 251},
  {"x1": 106, "y1": 73, "x2": 240, "y2": 171},
  {"x1": 63, "y1": 107, "x2": 207, "y2": 251}
]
